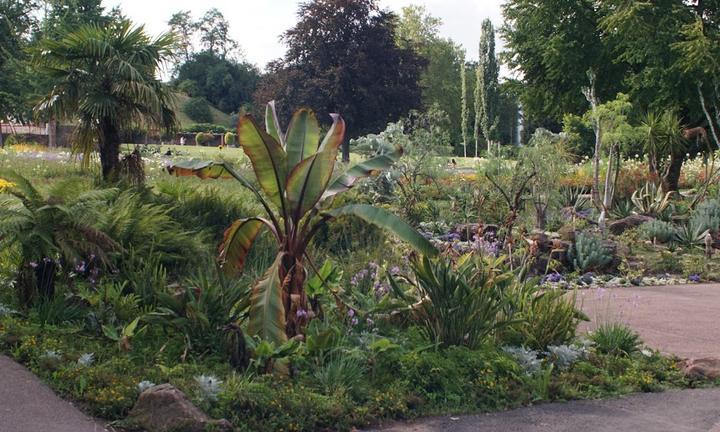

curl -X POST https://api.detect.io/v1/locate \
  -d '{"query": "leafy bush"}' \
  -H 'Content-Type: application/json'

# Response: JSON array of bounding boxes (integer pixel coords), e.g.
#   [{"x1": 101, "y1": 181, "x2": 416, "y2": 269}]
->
[
  {"x1": 396, "y1": 256, "x2": 514, "y2": 348},
  {"x1": 640, "y1": 220, "x2": 677, "y2": 243},
  {"x1": 591, "y1": 323, "x2": 641, "y2": 356},
  {"x1": 195, "y1": 132, "x2": 214, "y2": 146},
  {"x1": 503, "y1": 284, "x2": 582, "y2": 350},
  {"x1": 690, "y1": 199, "x2": 720, "y2": 233},
  {"x1": 182, "y1": 123, "x2": 228, "y2": 133},
  {"x1": 674, "y1": 221, "x2": 709, "y2": 249},
  {"x1": 183, "y1": 97, "x2": 213, "y2": 123},
  {"x1": 569, "y1": 233, "x2": 613, "y2": 272},
  {"x1": 224, "y1": 131, "x2": 236, "y2": 146}
]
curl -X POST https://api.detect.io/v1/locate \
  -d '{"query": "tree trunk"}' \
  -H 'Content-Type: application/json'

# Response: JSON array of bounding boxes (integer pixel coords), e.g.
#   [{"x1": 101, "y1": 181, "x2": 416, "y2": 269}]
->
[
  {"x1": 36, "y1": 260, "x2": 57, "y2": 301},
  {"x1": 342, "y1": 137, "x2": 350, "y2": 163},
  {"x1": 48, "y1": 119, "x2": 57, "y2": 148},
  {"x1": 100, "y1": 119, "x2": 121, "y2": 181},
  {"x1": 281, "y1": 256, "x2": 309, "y2": 339},
  {"x1": 662, "y1": 153, "x2": 684, "y2": 193},
  {"x1": 0, "y1": 122, "x2": 3, "y2": 147}
]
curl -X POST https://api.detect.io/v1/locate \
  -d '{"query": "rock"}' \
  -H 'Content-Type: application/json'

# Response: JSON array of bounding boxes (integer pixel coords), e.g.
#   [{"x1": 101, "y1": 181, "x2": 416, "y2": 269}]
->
[
  {"x1": 453, "y1": 223, "x2": 480, "y2": 241},
  {"x1": 127, "y1": 384, "x2": 233, "y2": 432},
  {"x1": 680, "y1": 358, "x2": 720, "y2": 380},
  {"x1": 608, "y1": 214, "x2": 654, "y2": 235}
]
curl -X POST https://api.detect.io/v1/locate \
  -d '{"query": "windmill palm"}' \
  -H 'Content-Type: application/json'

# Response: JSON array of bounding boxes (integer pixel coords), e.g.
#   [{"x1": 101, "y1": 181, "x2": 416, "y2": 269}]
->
[{"x1": 34, "y1": 21, "x2": 177, "y2": 181}]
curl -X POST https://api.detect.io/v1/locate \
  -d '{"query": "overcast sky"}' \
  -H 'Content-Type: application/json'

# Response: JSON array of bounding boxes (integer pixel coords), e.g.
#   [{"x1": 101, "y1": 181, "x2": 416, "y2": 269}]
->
[{"x1": 102, "y1": 0, "x2": 506, "y2": 71}]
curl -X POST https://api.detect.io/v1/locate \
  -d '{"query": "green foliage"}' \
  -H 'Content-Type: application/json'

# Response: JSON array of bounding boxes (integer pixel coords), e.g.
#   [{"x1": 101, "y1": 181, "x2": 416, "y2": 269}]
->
[
  {"x1": 395, "y1": 256, "x2": 514, "y2": 349},
  {"x1": 503, "y1": 285, "x2": 583, "y2": 350},
  {"x1": 169, "y1": 103, "x2": 435, "y2": 344},
  {"x1": 591, "y1": 323, "x2": 641, "y2": 357},
  {"x1": 640, "y1": 220, "x2": 677, "y2": 244},
  {"x1": 631, "y1": 182, "x2": 673, "y2": 217},
  {"x1": 195, "y1": 132, "x2": 214, "y2": 146},
  {"x1": 34, "y1": 20, "x2": 177, "y2": 180},
  {"x1": 182, "y1": 123, "x2": 229, "y2": 133},
  {"x1": 183, "y1": 97, "x2": 213, "y2": 123},
  {"x1": 690, "y1": 199, "x2": 720, "y2": 233},
  {"x1": 475, "y1": 19, "x2": 500, "y2": 152},
  {"x1": 674, "y1": 221, "x2": 709, "y2": 250},
  {"x1": 569, "y1": 233, "x2": 613, "y2": 273},
  {"x1": 224, "y1": 132, "x2": 237, "y2": 146},
  {"x1": 175, "y1": 51, "x2": 259, "y2": 113}
]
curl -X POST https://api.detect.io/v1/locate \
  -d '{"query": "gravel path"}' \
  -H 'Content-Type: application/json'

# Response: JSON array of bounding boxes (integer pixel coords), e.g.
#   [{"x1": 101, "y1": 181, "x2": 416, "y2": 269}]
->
[
  {"x1": 578, "y1": 283, "x2": 720, "y2": 359},
  {"x1": 0, "y1": 355, "x2": 109, "y2": 432},
  {"x1": 369, "y1": 388, "x2": 720, "y2": 432}
]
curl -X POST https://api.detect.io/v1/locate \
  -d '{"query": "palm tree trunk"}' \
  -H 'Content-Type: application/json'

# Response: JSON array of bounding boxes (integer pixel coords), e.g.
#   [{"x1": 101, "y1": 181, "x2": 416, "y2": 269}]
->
[{"x1": 100, "y1": 118, "x2": 121, "y2": 181}]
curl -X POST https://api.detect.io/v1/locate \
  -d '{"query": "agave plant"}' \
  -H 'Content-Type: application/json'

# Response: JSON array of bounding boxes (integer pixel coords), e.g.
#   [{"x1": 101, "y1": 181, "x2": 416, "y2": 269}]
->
[
  {"x1": 631, "y1": 182, "x2": 673, "y2": 217},
  {"x1": 168, "y1": 102, "x2": 436, "y2": 344}
]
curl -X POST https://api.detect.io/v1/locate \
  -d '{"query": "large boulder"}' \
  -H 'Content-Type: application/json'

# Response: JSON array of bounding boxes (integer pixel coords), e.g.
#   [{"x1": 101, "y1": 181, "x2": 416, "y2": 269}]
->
[
  {"x1": 127, "y1": 384, "x2": 233, "y2": 432},
  {"x1": 608, "y1": 214, "x2": 654, "y2": 235},
  {"x1": 680, "y1": 358, "x2": 720, "y2": 380}
]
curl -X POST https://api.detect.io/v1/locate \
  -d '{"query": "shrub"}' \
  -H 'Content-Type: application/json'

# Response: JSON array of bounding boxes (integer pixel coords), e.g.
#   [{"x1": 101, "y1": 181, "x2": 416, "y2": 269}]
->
[
  {"x1": 195, "y1": 132, "x2": 214, "y2": 146},
  {"x1": 674, "y1": 221, "x2": 709, "y2": 249},
  {"x1": 182, "y1": 123, "x2": 228, "y2": 133},
  {"x1": 690, "y1": 199, "x2": 720, "y2": 232},
  {"x1": 591, "y1": 323, "x2": 641, "y2": 356},
  {"x1": 183, "y1": 97, "x2": 213, "y2": 123},
  {"x1": 569, "y1": 233, "x2": 613, "y2": 272},
  {"x1": 640, "y1": 220, "x2": 677, "y2": 244},
  {"x1": 397, "y1": 256, "x2": 514, "y2": 349},
  {"x1": 224, "y1": 131, "x2": 236, "y2": 146}
]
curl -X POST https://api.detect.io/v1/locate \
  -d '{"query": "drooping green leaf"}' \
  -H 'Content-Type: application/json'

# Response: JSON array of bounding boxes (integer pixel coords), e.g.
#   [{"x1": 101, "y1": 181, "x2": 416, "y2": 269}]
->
[
  {"x1": 285, "y1": 108, "x2": 321, "y2": 169},
  {"x1": 219, "y1": 218, "x2": 272, "y2": 275},
  {"x1": 167, "y1": 159, "x2": 233, "y2": 179},
  {"x1": 265, "y1": 101, "x2": 285, "y2": 147},
  {"x1": 248, "y1": 253, "x2": 288, "y2": 344},
  {"x1": 323, "y1": 146, "x2": 403, "y2": 200},
  {"x1": 318, "y1": 113, "x2": 346, "y2": 152},
  {"x1": 238, "y1": 115, "x2": 289, "y2": 211},
  {"x1": 326, "y1": 204, "x2": 437, "y2": 257},
  {"x1": 285, "y1": 150, "x2": 336, "y2": 220}
]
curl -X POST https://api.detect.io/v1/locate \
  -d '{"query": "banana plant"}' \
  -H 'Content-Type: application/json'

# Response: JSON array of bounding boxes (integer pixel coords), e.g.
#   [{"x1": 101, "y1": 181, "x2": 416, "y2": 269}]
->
[{"x1": 168, "y1": 102, "x2": 437, "y2": 344}]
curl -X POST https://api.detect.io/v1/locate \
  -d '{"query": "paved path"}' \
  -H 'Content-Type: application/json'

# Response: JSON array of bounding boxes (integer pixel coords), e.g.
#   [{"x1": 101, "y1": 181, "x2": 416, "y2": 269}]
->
[
  {"x1": 578, "y1": 283, "x2": 720, "y2": 359},
  {"x1": 369, "y1": 388, "x2": 720, "y2": 432},
  {"x1": 0, "y1": 355, "x2": 109, "y2": 432}
]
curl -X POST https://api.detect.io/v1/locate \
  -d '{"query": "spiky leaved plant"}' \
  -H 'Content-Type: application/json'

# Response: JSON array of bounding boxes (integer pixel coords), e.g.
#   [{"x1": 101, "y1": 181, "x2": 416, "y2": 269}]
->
[{"x1": 169, "y1": 102, "x2": 437, "y2": 344}]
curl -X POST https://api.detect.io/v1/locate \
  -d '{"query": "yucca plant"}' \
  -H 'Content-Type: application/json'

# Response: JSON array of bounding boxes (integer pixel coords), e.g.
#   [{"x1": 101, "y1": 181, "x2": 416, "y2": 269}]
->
[
  {"x1": 169, "y1": 102, "x2": 436, "y2": 344},
  {"x1": 675, "y1": 221, "x2": 709, "y2": 249},
  {"x1": 0, "y1": 171, "x2": 119, "y2": 306}
]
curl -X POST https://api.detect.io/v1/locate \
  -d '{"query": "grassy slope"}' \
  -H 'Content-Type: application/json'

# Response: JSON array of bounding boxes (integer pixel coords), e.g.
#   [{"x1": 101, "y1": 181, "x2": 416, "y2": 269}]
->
[{"x1": 171, "y1": 93, "x2": 232, "y2": 128}]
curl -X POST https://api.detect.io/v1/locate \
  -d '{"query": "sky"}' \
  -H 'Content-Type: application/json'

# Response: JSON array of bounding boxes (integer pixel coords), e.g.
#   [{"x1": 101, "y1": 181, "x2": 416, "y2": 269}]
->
[{"x1": 102, "y1": 0, "x2": 506, "y2": 70}]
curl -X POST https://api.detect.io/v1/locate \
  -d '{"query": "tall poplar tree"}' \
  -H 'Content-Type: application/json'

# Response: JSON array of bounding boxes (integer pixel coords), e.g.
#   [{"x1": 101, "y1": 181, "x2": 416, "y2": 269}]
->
[
  {"x1": 460, "y1": 57, "x2": 469, "y2": 157},
  {"x1": 477, "y1": 19, "x2": 500, "y2": 153}
]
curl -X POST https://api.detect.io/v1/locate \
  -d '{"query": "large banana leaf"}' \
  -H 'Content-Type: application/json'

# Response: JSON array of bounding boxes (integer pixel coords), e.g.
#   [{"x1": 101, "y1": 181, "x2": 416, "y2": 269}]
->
[
  {"x1": 285, "y1": 109, "x2": 320, "y2": 169},
  {"x1": 285, "y1": 150, "x2": 336, "y2": 220},
  {"x1": 323, "y1": 146, "x2": 403, "y2": 200},
  {"x1": 248, "y1": 253, "x2": 288, "y2": 344},
  {"x1": 265, "y1": 101, "x2": 285, "y2": 147},
  {"x1": 239, "y1": 115, "x2": 288, "y2": 211},
  {"x1": 219, "y1": 217, "x2": 274, "y2": 275},
  {"x1": 318, "y1": 113, "x2": 345, "y2": 152},
  {"x1": 326, "y1": 204, "x2": 437, "y2": 257}
]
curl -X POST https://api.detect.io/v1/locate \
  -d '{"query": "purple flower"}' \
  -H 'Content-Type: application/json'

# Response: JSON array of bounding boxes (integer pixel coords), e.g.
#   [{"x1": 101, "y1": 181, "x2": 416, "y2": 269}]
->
[
  {"x1": 688, "y1": 274, "x2": 701, "y2": 283},
  {"x1": 75, "y1": 261, "x2": 86, "y2": 273},
  {"x1": 351, "y1": 317, "x2": 359, "y2": 326},
  {"x1": 29, "y1": 261, "x2": 38, "y2": 268},
  {"x1": 347, "y1": 308, "x2": 355, "y2": 318},
  {"x1": 366, "y1": 317, "x2": 374, "y2": 326},
  {"x1": 389, "y1": 266, "x2": 400, "y2": 276},
  {"x1": 296, "y1": 308, "x2": 308, "y2": 318}
]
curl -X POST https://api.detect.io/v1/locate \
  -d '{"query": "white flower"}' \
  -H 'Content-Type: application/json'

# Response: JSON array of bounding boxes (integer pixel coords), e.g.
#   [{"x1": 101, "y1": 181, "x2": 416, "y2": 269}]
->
[
  {"x1": 195, "y1": 375, "x2": 223, "y2": 401},
  {"x1": 77, "y1": 353, "x2": 95, "y2": 367},
  {"x1": 137, "y1": 380, "x2": 155, "y2": 393}
]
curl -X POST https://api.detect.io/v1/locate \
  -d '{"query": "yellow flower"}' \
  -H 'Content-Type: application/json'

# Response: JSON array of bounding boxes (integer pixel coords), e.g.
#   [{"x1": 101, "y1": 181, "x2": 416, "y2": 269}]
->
[{"x1": 0, "y1": 178, "x2": 15, "y2": 192}]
